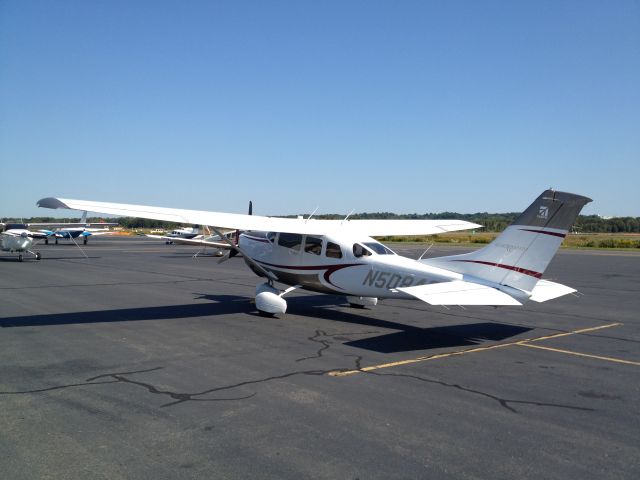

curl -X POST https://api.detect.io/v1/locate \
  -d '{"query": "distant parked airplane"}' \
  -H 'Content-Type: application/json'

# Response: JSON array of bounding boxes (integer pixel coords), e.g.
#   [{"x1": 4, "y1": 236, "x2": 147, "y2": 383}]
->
[
  {"x1": 0, "y1": 223, "x2": 49, "y2": 261},
  {"x1": 146, "y1": 225, "x2": 202, "y2": 244},
  {"x1": 39, "y1": 211, "x2": 118, "y2": 245}
]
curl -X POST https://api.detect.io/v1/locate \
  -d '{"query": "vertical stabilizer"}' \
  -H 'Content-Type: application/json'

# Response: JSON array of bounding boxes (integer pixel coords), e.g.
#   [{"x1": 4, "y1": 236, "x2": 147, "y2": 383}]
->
[{"x1": 422, "y1": 190, "x2": 591, "y2": 293}]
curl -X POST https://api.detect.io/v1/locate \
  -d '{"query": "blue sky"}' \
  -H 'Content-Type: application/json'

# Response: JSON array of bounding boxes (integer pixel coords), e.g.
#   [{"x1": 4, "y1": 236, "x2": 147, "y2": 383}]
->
[{"x1": 1, "y1": 0, "x2": 638, "y2": 218}]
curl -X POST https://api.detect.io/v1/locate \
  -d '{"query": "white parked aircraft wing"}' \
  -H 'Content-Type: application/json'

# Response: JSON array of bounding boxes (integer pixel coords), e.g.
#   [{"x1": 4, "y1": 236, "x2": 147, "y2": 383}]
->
[
  {"x1": 397, "y1": 280, "x2": 522, "y2": 306},
  {"x1": 165, "y1": 237, "x2": 232, "y2": 248},
  {"x1": 37, "y1": 197, "x2": 481, "y2": 236}
]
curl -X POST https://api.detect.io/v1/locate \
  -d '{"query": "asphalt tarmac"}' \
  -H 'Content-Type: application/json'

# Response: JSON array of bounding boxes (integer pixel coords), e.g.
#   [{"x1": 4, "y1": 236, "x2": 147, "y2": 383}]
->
[{"x1": 1, "y1": 237, "x2": 639, "y2": 479}]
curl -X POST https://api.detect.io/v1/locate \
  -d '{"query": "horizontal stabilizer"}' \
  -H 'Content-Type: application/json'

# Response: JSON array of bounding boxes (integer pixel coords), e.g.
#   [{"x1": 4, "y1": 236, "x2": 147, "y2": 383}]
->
[
  {"x1": 397, "y1": 280, "x2": 522, "y2": 306},
  {"x1": 529, "y1": 279, "x2": 576, "y2": 303}
]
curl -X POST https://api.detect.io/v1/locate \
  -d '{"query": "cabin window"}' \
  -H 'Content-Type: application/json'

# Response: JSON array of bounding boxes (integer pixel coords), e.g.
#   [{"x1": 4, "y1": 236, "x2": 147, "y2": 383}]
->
[
  {"x1": 304, "y1": 236, "x2": 323, "y2": 255},
  {"x1": 326, "y1": 241, "x2": 343, "y2": 259},
  {"x1": 278, "y1": 232, "x2": 303, "y2": 250}
]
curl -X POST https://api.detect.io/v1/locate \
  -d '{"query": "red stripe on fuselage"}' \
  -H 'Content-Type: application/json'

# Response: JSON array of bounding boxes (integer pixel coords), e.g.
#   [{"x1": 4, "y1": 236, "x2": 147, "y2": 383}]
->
[
  {"x1": 519, "y1": 228, "x2": 566, "y2": 238},
  {"x1": 254, "y1": 260, "x2": 363, "y2": 288},
  {"x1": 454, "y1": 260, "x2": 542, "y2": 279}
]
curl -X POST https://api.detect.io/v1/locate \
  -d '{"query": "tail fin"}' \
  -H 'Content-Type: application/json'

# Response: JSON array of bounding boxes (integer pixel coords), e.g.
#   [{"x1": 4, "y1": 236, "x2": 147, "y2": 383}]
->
[{"x1": 422, "y1": 190, "x2": 591, "y2": 293}]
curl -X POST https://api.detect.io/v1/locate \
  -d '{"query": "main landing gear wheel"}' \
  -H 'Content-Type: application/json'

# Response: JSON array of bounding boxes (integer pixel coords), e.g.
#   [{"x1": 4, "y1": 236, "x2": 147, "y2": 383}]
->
[
  {"x1": 346, "y1": 296, "x2": 378, "y2": 309},
  {"x1": 83, "y1": 237, "x2": 88, "y2": 245},
  {"x1": 255, "y1": 282, "x2": 288, "y2": 317},
  {"x1": 18, "y1": 254, "x2": 23, "y2": 262},
  {"x1": 36, "y1": 252, "x2": 41, "y2": 260}
]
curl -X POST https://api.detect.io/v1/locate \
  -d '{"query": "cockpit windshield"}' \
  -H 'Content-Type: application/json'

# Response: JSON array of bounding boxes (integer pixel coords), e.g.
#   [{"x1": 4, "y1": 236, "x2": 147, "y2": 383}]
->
[{"x1": 363, "y1": 242, "x2": 395, "y2": 255}]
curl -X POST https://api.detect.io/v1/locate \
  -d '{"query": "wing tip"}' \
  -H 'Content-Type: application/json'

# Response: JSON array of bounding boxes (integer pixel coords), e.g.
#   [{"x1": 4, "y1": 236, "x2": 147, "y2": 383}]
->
[{"x1": 37, "y1": 197, "x2": 68, "y2": 209}]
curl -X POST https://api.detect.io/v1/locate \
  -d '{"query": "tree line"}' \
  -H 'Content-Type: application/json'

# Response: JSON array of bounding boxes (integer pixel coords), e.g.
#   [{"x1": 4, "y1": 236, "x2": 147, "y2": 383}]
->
[{"x1": 4, "y1": 213, "x2": 639, "y2": 233}]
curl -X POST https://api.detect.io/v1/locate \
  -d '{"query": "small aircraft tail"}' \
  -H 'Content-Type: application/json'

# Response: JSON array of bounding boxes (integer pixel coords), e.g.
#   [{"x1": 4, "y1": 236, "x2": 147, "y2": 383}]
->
[{"x1": 421, "y1": 190, "x2": 592, "y2": 295}]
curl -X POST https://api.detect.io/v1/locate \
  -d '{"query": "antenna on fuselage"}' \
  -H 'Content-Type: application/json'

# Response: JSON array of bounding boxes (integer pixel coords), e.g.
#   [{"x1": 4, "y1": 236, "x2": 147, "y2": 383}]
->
[
  {"x1": 306, "y1": 206, "x2": 319, "y2": 222},
  {"x1": 341, "y1": 209, "x2": 355, "y2": 224},
  {"x1": 418, "y1": 242, "x2": 435, "y2": 260}
]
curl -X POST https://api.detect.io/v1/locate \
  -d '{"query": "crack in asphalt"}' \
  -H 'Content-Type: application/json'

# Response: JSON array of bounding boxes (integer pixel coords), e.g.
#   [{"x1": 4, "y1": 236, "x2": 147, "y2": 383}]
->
[
  {"x1": 295, "y1": 330, "x2": 379, "y2": 363},
  {"x1": 0, "y1": 358, "x2": 593, "y2": 414},
  {"x1": 362, "y1": 369, "x2": 594, "y2": 414},
  {"x1": 0, "y1": 367, "x2": 256, "y2": 407}
]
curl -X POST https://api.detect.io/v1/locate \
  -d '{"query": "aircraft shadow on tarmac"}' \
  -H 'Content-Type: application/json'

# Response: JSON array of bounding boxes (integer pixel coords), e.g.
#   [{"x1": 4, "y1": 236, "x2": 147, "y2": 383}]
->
[
  {"x1": 1, "y1": 293, "x2": 532, "y2": 353},
  {"x1": 283, "y1": 294, "x2": 532, "y2": 353},
  {"x1": 0, "y1": 256, "x2": 102, "y2": 262},
  {"x1": 0, "y1": 295, "x2": 251, "y2": 328}
]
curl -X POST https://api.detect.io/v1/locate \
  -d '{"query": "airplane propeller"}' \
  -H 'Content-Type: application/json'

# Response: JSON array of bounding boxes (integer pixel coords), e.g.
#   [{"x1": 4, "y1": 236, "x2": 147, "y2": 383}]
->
[{"x1": 222, "y1": 200, "x2": 252, "y2": 263}]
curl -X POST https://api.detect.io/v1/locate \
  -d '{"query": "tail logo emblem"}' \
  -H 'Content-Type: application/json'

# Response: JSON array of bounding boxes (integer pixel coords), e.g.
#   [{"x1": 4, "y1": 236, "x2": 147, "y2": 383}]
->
[{"x1": 537, "y1": 205, "x2": 549, "y2": 219}]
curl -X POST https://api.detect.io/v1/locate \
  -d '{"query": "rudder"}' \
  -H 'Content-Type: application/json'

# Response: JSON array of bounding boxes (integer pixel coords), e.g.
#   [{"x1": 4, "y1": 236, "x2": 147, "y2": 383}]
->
[{"x1": 421, "y1": 190, "x2": 592, "y2": 293}]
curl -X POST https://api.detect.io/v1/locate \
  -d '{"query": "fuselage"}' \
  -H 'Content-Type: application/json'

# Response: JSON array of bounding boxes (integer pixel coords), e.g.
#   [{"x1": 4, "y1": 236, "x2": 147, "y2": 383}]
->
[{"x1": 239, "y1": 231, "x2": 459, "y2": 299}]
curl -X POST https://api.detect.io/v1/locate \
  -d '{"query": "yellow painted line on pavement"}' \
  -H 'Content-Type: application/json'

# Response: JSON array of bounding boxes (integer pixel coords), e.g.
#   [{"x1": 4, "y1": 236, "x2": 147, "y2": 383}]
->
[
  {"x1": 525, "y1": 322, "x2": 622, "y2": 343},
  {"x1": 329, "y1": 322, "x2": 623, "y2": 377},
  {"x1": 519, "y1": 343, "x2": 640, "y2": 366}
]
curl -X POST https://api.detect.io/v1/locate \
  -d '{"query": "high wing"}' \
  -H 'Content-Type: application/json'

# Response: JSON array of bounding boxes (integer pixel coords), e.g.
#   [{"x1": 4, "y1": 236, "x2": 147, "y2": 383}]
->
[
  {"x1": 1, "y1": 229, "x2": 49, "y2": 240},
  {"x1": 28, "y1": 222, "x2": 118, "y2": 228},
  {"x1": 37, "y1": 197, "x2": 481, "y2": 236}
]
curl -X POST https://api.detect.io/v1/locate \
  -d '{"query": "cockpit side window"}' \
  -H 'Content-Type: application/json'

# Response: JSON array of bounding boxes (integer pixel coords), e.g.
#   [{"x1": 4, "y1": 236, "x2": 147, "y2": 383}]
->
[
  {"x1": 278, "y1": 232, "x2": 303, "y2": 250},
  {"x1": 326, "y1": 241, "x2": 343, "y2": 258},
  {"x1": 304, "y1": 236, "x2": 323, "y2": 255},
  {"x1": 266, "y1": 232, "x2": 276, "y2": 243},
  {"x1": 352, "y1": 243, "x2": 372, "y2": 258},
  {"x1": 363, "y1": 242, "x2": 395, "y2": 255}
]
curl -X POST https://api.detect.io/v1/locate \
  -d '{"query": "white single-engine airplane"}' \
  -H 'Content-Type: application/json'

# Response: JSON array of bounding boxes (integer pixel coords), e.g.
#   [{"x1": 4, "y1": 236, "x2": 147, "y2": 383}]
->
[
  {"x1": 38, "y1": 190, "x2": 590, "y2": 315},
  {"x1": 1, "y1": 218, "x2": 109, "y2": 261},
  {"x1": 0, "y1": 223, "x2": 50, "y2": 261},
  {"x1": 147, "y1": 225, "x2": 203, "y2": 244}
]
